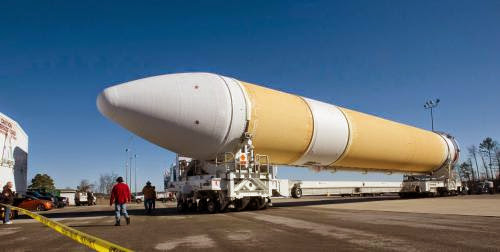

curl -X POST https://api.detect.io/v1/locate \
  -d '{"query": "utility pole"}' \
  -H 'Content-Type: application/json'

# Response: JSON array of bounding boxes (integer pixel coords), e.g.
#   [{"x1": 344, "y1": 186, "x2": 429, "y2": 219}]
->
[
  {"x1": 125, "y1": 148, "x2": 129, "y2": 185},
  {"x1": 424, "y1": 98, "x2": 440, "y2": 131},
  {"x1": 134, "y1": 154, "x2": 137, "y2": 196},
  {"x1": 129, "y1": 155, "x2": 133, "y2": 187}
]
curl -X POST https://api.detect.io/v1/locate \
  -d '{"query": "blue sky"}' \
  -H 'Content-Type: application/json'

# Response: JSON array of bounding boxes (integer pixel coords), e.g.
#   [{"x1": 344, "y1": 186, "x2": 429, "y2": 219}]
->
[{"x1": 1, "y1": 1, "x2": 499, "y2": 190}]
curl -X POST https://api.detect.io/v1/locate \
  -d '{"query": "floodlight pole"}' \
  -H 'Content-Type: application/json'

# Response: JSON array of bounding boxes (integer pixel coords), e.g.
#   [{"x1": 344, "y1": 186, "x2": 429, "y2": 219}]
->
[
  {"x1": 125, "y1": 148, "x2": 129, "y2": 185},
  {"x1": 134, "y1": 154, "x2": 137, "y2": 196},
  {"x1": 430, "y1": 107, "x2": 434, "y2": 131},
  {"x1": 424, "y1": 99, "x2": 440, "y2": 132},
  {"x1": 129, "y1": 155, "x2": 133, "y2": 187}
]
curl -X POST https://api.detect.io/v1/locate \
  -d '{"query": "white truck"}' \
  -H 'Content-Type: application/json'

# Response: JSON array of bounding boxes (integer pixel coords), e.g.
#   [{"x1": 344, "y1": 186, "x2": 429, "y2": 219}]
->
[
  {"x1": 75, "y1": 192, "x2": 96, "y2": 206},
  {"x1": 167, "y1": 136, "x2": 274, "y2": 213}
]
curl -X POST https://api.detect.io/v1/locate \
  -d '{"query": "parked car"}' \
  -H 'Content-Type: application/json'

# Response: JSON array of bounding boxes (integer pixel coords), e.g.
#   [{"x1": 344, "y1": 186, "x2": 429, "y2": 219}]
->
[
  {"x1": 133, "y1": 193, "x2": 144, "y2": 203},
  {"x1": 16, "y1": 196, "x2": 54, "y2": 211},
  {"x1": 40, "y1": 192, "x2": 67, "y2": 208},
  {"x1": 26, "y1": 191, "x2": 54, "y2": 202}
]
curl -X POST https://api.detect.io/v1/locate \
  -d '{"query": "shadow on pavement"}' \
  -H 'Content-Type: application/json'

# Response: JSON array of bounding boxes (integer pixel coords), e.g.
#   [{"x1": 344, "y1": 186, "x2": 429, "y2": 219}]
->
[
  {"x1": 14, "y1": 196, "x2": 402, "y2": 219},
  {"x1": 272, "y1": 195, "x2": 401, "y2": 208}
]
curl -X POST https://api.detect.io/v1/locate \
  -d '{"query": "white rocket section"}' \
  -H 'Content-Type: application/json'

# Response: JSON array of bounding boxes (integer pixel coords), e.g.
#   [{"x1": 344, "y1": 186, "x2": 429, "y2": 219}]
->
[
  {"x1": 97, "y1": 73, "x2": 247, "y2": 159},
  {"x1": 292, "y1": 98, "x2": 350, "y2": 166},
  {"x1": 217, "y1": 76, "x2": 249, "y2": 153},
  {"x1": 438, "y1": 133, "x2": 460, "y2": 167}
]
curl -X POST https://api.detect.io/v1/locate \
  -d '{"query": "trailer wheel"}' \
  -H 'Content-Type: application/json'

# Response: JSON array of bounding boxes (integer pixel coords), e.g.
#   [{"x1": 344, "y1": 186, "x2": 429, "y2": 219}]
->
[
  {"x1": 258, "y1": 198, "x2": 268, "y2": 210},
  {"x1": 207, "y1": 200, "x2": 218, "y2": 214},
  {"x1": 177, "y1": 200, "x2": 187, "y2": 213},
  {"x1": 235, "y1": 198, "x2": 251, "y2": 211},
  {"x1": 291, "y1": 187, "x2": 302, "y2": 198},
  {"x1": 248, "y1": 197, "x2": 263, "y2": 210}
]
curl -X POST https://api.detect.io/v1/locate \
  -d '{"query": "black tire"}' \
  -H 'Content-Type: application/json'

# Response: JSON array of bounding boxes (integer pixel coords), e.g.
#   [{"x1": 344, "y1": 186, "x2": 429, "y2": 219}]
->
[
  {"x1": 257, "y1": 198, "x2": 268, "y2": 210},
  {"x1": 177, "y1": 201, "x2": 187, "y2": 213},
  {"x1": 248, "y1": 198, "x2": 260, "y2": 210},
  {"x1": 207, "y1": 200, "x2": 218, "y2": 214},
  {"x1": 36, "y1": 204, "x2": 46, "y2": 211},
  {"x1": 291, "y1": 187, "x2": 302, "y2": 198},
  {"x1": 235, "y1": 198, "x2": 250, "y2": 211}
]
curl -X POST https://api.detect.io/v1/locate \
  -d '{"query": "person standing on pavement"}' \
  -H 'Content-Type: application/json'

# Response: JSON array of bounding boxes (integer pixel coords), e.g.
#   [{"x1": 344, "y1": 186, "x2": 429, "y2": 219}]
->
[
  {"x1": 109, "y1": 177, "x2": 131, "y2": 226},
  {"x1": 2, "y1": 182, "x2": 15, "y2": 224},
  {"x1": 152, "y1": 186, "x2": 157, "y2": 210},
  {"x1": 142, "y1": 181, "x2": 155, "y2": 214}
]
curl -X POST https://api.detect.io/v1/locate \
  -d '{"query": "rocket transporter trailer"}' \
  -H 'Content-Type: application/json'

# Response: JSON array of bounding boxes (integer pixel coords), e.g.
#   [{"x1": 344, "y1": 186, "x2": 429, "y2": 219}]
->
[
  {"x1": 167, "y1": 137, "x2": 274, "y2": 213},
  {"x1": 97, "y1": 72, "x2": 462, "y2": 210},
  {"x1": 283, "y1": 180, "x2": 403, "y2": 198}
]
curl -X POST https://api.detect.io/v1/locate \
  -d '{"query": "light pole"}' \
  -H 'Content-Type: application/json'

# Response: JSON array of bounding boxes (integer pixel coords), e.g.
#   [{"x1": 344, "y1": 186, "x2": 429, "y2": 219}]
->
[
  {"x1": 134, "y1": 154, "x2": 137, "y2": 196},
  {"x1": 125, "y1": 148, "x2": 129, "y2": 185},
  {"x1": 129, "y1": 155, "x2": 133, "y2": 186},
  {"x1": 424, "y1": 98, "x2": 440, "y2": 131}
]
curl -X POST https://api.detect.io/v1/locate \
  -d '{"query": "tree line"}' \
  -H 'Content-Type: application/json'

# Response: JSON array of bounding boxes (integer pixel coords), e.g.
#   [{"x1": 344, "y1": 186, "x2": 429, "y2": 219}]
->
[
  {"x1": 76, "y1": 173, "x2": 119, "y2": 194},
  {"x1": 27, "y1": 173, "x2": 119, "y2": 195},
  {"x1": 458, "y1": 137, "x2": 500, "y2": 182}
]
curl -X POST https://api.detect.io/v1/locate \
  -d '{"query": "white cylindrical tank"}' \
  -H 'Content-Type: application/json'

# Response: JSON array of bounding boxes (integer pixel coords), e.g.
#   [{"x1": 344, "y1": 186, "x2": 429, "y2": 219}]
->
[{"x1": 97, "y1": 72, "x2": 459, "y2": 174}]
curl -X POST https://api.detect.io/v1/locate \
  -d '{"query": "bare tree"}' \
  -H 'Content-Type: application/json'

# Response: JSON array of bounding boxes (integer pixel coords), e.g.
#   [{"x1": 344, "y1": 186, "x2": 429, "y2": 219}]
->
[
  {"x1": 468, "y1": 145, "x2": 481, "y2": 181},
  {"x1": 496, "y1": 147, "x2": 500, "y2": 178},
  {"x1": 479, "y1": 137, "x2": 497, "y2": 180},
  {"x1": 98, "y1": 173, "x2": 119, "y2": 195},
  {"x1": 468, "y1": 158, "x2": 475, "y2": 182},
  {"x1": 77, "y1": 179, "x2": 95, "y2": 192},
  {"x1": 458, "y1": 162, "x2": 472, "y2": 182}
]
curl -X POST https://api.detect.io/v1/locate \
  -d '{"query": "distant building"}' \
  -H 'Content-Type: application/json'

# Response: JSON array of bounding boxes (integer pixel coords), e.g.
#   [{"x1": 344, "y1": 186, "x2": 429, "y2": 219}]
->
[{"x1": 0, "y1": 112, "x2": 28, "y2": 194}]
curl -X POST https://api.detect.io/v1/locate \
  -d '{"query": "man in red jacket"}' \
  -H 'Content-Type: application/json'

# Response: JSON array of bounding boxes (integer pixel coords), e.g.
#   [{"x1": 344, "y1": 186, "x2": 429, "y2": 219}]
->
[{"x1": 110, "y1": 177, "x2": 131, "y2": 226}]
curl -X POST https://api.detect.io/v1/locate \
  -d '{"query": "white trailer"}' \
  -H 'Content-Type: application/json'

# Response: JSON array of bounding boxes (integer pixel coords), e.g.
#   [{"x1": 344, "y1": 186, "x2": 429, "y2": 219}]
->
[
  {"x1": 167, "y1": 136, "x2": 274, "y2": 213},
  {"x1": 275, "y1": 180, "x2": 402, "y2": 198},
  {"x1": 0, "y1": 112, "x2": 28, "y2": 194}
]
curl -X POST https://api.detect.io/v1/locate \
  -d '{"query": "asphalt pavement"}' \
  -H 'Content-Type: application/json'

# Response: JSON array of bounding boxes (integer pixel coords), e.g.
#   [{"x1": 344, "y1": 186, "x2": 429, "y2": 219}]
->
[{"x1": 1, "y1": 195, "x2": 499, "y2": 251}]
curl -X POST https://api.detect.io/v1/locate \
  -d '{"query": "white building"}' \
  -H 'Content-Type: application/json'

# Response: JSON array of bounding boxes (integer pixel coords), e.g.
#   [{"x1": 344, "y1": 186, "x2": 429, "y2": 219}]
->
[{"x1": 0, "y1": 112, "x2": 28, "y2": 194}]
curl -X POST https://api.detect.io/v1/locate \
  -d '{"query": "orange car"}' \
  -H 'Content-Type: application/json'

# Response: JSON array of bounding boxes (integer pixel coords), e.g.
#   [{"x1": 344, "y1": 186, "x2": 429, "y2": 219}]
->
[{"x1": 17, "y1": 196, "x2": 54, "y2": 211}]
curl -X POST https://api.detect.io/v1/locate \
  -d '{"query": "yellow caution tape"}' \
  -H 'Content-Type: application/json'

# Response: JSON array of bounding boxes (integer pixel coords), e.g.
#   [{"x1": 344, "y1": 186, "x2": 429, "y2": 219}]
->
[{"x1": 0, "y1": 203, "x2": 133, "y2": 252}]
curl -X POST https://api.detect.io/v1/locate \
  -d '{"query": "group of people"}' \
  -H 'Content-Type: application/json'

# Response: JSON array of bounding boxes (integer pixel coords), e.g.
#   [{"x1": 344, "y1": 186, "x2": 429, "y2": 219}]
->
[
  {"x1": 2, "y1": 177, "x2": 158, "y2": 226},
  {"x1": 109, "y1": 177, "x2": 160, "y2": 226}
]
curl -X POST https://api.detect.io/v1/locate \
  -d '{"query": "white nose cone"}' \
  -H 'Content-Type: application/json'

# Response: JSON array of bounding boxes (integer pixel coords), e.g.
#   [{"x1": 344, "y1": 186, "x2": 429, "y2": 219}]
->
[{"x1": 97, "y1": 73, "x2": 248, "y2": 159}]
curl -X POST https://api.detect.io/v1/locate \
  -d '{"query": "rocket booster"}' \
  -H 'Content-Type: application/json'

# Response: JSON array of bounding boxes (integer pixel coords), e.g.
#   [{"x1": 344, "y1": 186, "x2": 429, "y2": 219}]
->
[{"x1": 97, "y1": 73, "x2": 459, "y2": 173}]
